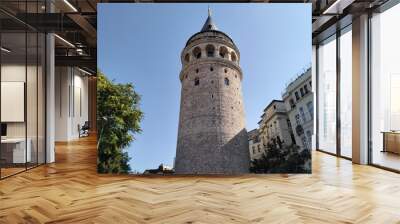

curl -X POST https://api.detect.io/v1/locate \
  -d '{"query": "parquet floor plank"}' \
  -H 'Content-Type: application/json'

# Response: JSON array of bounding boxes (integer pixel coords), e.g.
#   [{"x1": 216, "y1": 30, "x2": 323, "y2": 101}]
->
[{"x1": 1, "y1": 135, "x2": 400, "y2": 223}]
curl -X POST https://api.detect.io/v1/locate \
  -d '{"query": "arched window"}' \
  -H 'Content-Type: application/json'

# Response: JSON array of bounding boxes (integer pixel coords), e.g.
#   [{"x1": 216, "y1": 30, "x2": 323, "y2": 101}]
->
[
  {"x1": 194, "y1": 77, "x2": 200, "y2": 86},
  {"x1": 224, "y1": 78, "x2": 230, "y2": 86},
  {"x1": 193, "y1": 47, "x2": 201, "y2": 59},
  {"x1": 219, "y1": 46, "x2": 228, "y2": 58},
  {"x1": 231, "y1": 52, "x2": 237, "y2": 62},
  {"x1": 206, "y1": 44, "x2": 215, "y2": 57},
  {"x1": 184, "y1": 53, "x2": 190, "y2": 63}
]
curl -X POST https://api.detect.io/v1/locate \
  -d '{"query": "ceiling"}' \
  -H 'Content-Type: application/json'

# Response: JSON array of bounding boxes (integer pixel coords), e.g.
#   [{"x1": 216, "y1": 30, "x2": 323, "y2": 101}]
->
[{"x1": 0, "y1": 0, "x2": 393, "y2": 73}]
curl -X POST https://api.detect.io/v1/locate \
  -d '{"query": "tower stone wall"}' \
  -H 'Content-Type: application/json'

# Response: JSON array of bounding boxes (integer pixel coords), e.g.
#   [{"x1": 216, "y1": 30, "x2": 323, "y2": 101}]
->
[{"x1": 175, "y1": 12, "x2": 250, "y2": 174}]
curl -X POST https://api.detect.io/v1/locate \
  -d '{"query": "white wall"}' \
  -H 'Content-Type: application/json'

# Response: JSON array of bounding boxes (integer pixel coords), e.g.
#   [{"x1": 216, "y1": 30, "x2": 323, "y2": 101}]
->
[{"x1": 55, "y1": 67, "x2": 89, "y2": 141}]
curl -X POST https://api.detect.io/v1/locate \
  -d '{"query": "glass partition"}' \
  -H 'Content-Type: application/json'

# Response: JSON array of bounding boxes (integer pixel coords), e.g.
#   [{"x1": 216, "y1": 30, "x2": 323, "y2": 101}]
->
[
  {"x1": 317, "y1": 35, "x2": 337, "y2": 154},
  {"x1": 0, "y1": 1, "x2": 46, "y2": 179},
  {"x1": 339, "y1": 26, "x2": 352, "y2": 158},
  {"x1": 1, "y1": 31, "x2": 28, "y2": 177},
  {"x1": 27, "y1": 31, "x2": 38, "y2": 169},
  {"x1": 371, "y1": 3, "x2": 400, "y2": 171}
]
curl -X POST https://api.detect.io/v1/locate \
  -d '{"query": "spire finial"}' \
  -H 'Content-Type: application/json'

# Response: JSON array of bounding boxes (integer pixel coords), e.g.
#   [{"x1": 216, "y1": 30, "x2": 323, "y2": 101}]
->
[{"x1": 208, "y1": 6, "x2": 211, "y2": 17}]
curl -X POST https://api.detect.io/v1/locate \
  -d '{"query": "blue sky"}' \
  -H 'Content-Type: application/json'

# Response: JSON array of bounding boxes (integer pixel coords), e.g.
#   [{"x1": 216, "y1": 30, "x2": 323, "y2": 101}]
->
[{"x1": 98, "y1": 3, "x2": 311, "y2": 172}]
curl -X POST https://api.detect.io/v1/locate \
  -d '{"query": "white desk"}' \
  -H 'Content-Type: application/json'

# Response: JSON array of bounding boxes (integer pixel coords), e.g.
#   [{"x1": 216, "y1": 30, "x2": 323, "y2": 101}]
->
[{"x1": 1, "y1": 138, "x2": 31, "y2": 163}]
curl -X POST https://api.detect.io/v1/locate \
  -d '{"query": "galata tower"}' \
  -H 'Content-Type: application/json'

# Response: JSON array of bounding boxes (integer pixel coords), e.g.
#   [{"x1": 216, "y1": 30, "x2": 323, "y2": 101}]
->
[{"x1": 175, "y1": 8, "x2": 250, "y2": 174}]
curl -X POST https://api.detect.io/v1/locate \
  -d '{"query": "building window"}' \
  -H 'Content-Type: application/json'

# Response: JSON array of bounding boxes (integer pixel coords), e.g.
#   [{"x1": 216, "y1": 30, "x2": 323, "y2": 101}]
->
[
  {"x1": 184, "y1": 53, "x2": 190, "y2": 63},
  {"x1": 306, "y1": 130, "x2": 312, "y2": 149},
  {"x1": 309, "y1": 81, "x2": 312, "y2": 88},
  {"x1": 369, "y1": 7, "x2": 400, "y2": 169},
  {"x1": 196, "y1": 68, "x2": 199, "y2": 73},
  {"x1": 206, "y1": 44, "x2": 215, "y2": 57},
  {"x1": 210, "y1": 67, "x2": 213, "y2": 71},
  {"x1": 300, "y1": 88, "x2": 305, "y2": 97},
  {"x1": 219, "y1": 46, "x2": 228, "y2": 58},
  {"x1": 287, "y1": 119, "x2": 292, "y2": 128},
  {"x1": 306, "y1": 101, "x2": 313, "y2": 120},
  {"x1": 304, "y1": 85, "x2": 309, "y2": 94},
  {"x1": 295, "y1": 91, "x2": 300, "y2": 100},
  {"x1": 224, "y1": 78, "x2": 230, "y2": 86},
  {"x1": 317, "y1": 34, "x2": 337, "y2": 154},
  {"x1": 290, "y1": 98, "x2": 296, "y2": 108},
  {"x1": 302, "y1": 137, "x2": 308, "y2": 149},
  {"x1": 299, "y1": 107, "x2": 307, "y2": 122},
  {"x1": 231, "y1": 52, "x2": 237, "y2": 62},
  {"x1": 273, "y1": 105, "x2": 276, "y2": 110},
  {"x1": 224, "y1": 68, "x2": 228, "y2": 73},
  {"x1": 193, "y1": 47, "x2": 201, "y2": 59},
  {"x1": 295, "y1": 114, "x2": 301, "y2": 125},
  {"x1": 194, "y1": 77, "x2": 199, "y2": 86},
  {"x1": 339, "y1": 27, "x2": 352, "y2": 158},
  {"x1": 277, "y1": 136, "x2": 282, "y2": 146}
]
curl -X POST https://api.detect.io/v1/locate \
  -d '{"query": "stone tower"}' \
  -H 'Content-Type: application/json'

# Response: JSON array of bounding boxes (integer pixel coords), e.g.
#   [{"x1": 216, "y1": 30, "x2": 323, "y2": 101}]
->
[{"x1": 175, "y1": 9, "x2": 250, "y2": 174}]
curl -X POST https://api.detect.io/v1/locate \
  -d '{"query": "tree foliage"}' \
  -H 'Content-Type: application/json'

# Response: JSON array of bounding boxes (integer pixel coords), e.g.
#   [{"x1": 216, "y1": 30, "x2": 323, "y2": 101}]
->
[
  {"x1": 97, "y1": 70, "x2": 143, "y2": 174},
  {"x1": 250, "y1": 142, "x2": 311, "y2": 174}
]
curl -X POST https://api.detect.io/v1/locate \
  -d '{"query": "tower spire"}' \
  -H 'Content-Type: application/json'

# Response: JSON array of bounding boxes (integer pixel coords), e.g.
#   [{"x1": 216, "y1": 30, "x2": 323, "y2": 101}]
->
[{"x1": 201, "y1": 6, "x2": 218, "y2": 31}]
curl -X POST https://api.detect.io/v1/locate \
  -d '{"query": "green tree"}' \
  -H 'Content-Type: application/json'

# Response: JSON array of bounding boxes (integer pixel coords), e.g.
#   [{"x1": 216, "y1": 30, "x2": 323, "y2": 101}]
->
[
  {"x1": 97, "y1": 70, "x2": 143, "y2": 174},
  {"x1": 250, "y1": 142, "x2": 311, "y2": 174}
]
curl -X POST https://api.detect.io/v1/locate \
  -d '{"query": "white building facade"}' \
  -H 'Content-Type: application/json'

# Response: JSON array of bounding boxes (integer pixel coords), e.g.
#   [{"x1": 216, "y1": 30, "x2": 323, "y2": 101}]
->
[
  {"x1": 248, "y1": 129, "x2": 263, "y2": 160},
  {"x1": 282, "y1": 68, "x2": 313, "y2": 151}
]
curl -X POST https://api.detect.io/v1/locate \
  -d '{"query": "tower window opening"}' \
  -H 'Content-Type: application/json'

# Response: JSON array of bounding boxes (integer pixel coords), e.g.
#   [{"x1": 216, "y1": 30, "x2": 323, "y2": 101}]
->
[
  {"x1": 196, "y1": 68, "x2": 199, "y2": 73},
  {"x1": 231, "y1": 52, "x2": 237, "y2": 62},
  {"x1": 210, "y1": 67, "x2": 213, "y2": 71},
  {"x1": 184, "y1": 53, "x2": 190, "y2": 63},
  {"x1": 219, "y1": 46, "x2": 228, "y2": 58},
  {"x1": 206, "y1": 44, "x2": 215, "y2": 57},
  {"x1": 194, "y1": 77, "x2": 200, "y2": 86},
  {"x1": 224, "y1": 78, "x2": 230, "y2": 86},
  {"x1": 193, "y1": 47, "x2": 202, "y2": 59}
]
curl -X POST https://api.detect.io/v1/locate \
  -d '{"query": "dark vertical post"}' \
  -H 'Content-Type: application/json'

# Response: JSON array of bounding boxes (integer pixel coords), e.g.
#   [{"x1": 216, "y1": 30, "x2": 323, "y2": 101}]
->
[
  {"x1": 36, "y1": 0, "x2": 39, "y2": 167},
  {"x1": 25, "y1": 0, "x2": 28, "y2": 171},
  {"x1": 367, "y1": 11, "x2": 373, "y2": 164},
  {"x1": 0, "y1": 24, "x2": 2, "y2": 179},
  {"x1": 336, "y1": 28, "x2": 341, "y2": 157},
  {"x1": 315, "y1": 45, "x2": 320, "y2": 150}
]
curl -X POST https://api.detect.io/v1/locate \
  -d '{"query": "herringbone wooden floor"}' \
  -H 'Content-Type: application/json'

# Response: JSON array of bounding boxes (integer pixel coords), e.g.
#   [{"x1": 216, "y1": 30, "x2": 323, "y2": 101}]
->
[{"x1": 1, "y1": 135, "x2": 400, "y2": 224}]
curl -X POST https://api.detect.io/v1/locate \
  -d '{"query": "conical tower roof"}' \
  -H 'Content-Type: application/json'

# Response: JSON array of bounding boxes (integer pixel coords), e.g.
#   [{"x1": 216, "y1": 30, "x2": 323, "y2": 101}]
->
[
  {"x1": 185, "y1": 7, "x2": 236, "y2": 48},
  {"x1": 201, "y1": 7, "x2": 218, "y2": 31}
]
